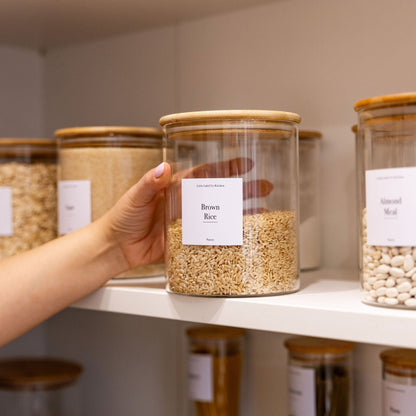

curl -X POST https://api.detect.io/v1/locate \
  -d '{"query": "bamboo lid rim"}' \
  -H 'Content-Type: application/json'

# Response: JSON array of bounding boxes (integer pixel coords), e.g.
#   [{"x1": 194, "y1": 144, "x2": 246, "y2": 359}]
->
[
  {"x1": 380, "y1": 349, "x2": 416, "y2": 369},
  {"x1": 186, "y1": 326, "x2": 245, "y2": 340},
  {"x1": 284, "y1": 337, "x2": 355, "y2": 355},
  {"x1": 159, "y1": 110, "x2": 301, "y2": 126},
  {"x1": 55, "y1": 126, "x2": 163, "y2": 139},
  {"x1": 0, "y1": 358, "x2": 83, "y2": 391},
  {"x1": 354, "y1": 92, "x2": 416, "y2": 111},
  {"x1": 299, "y1": 130, "x2": 322, "y2": 140},
  {"x1": 0, "y1": 138, "x2": 55, "y2": 147}
]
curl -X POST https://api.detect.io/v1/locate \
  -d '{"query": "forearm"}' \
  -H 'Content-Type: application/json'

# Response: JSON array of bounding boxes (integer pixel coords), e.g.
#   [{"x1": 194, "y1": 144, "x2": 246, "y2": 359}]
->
[{"x1": 0, "y1": 216, "x2": 127, "y2": 346}]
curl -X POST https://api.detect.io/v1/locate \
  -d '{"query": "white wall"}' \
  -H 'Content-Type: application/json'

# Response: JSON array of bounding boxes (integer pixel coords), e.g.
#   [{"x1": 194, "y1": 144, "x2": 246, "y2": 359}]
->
[{"x1": 0, "y1": 46, "x2": 46, "y2": 359}]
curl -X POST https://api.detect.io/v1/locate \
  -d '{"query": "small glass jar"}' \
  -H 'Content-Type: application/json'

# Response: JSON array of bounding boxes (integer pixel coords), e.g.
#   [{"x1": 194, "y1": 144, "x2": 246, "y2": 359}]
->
[
  {"x1": 186, "y1": 326, "x2": 245, "y2": 416},
  {"x1": 299, "y1": 130, "x2": 322, "y2": 270},
  {"x1": 55, "y1": 126, "x2": 164, "y2": 279},
  {"x1": 160, "y1": 110, "x2": 301, "y2": 296},
  {"x1": 0, "y1": 138, "x2": 57, "y2": 260},
  {"x1": 354, "y1": 92, "x2": 416, "y2": 308},
  {"x1": 0, "y1": 358, "x2": 82, "y2": 416},
  {"x1": 380, "y1": 348, "x2": 416, "y2": 416},
  {"x1": 284, "y1": 336, "x2": 354, "y2": 416}
]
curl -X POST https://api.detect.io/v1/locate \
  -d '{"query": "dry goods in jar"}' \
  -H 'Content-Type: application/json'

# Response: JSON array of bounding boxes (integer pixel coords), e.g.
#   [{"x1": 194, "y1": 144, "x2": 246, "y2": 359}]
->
[
  {"x1": 167, "y1": 210, "x2": 297, "y2": 296},
  {"x1": 0, "y1": 160, "x2": 56, "y2": 259}
]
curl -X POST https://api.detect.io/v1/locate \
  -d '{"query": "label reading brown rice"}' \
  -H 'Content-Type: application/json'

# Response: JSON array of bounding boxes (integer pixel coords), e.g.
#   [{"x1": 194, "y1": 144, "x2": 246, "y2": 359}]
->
[
  {"x1": 182, "y1": 178, "x2": 243, "y2": 246},
  {"x1": 0, "y1": 187, "x2": 13, "y2": 236}
]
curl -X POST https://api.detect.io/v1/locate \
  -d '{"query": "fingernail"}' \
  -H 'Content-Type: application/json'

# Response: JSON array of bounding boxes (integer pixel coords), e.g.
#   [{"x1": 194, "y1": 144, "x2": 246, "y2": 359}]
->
[{"x1": 154, "y1": 162, "x2": 165, "y2": 178}]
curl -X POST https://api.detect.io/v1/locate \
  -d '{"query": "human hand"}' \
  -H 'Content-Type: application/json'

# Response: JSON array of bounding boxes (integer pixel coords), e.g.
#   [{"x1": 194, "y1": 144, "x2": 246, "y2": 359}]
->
[{"x1": 102, "y1": 162, "x2": 171, "y2": 271}]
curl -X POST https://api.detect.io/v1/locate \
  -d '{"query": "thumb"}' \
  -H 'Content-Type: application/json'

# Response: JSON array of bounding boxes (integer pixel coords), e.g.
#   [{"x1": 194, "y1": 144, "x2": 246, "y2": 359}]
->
[{"x1": 126, "y1": 162, "x2": 171, "y2": 207}]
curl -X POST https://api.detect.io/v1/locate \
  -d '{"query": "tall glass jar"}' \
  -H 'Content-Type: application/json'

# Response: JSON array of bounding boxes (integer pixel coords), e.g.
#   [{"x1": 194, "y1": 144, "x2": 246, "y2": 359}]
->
[
  {"x1": 284, "y1": 336, "x2": 354, "y2": 416},
  {"x1": 186, "y1": 326, "x2": 245, "y2": 416},
  {"x1": 380, "y1": 348, "x2": 416, "y2": 416},
  {"x1": 0, "y1": 358, "x2": 82, "y2": 416},
  {"x1": 160, "y1": 110, "x2": 301, "y2": 297},
  {"x1": 0, "y1": 138, "x2": 57, "y2": 260},
  {"x1": 355, "y1": 92, "x2": 416, "y2": 308},
  {"x1": 55, "y1": 126, "x2": 164, "y2": 279},
  {"x1": 299, "y1": 130, "x2": 322, "y2": 270}
]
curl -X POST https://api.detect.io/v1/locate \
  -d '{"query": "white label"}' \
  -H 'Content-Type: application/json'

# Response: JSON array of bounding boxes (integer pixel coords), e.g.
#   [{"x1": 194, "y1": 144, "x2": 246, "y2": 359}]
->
[
  {"x1": 188, "y1": 353, "x2": 213, "y2": 402},
  {"x1": 181, "y1": 178, "x2": 243, "y2": 246},
  {"x1": 383, "y1": 380, "x2": 416, "y2": 416},
  {"x1": 288, "y1": 366, "x2": 316, "y2": 416},
  {"x1": 0, "y1": 187, "x2": 13, "y2": 236},
  {"x1": 58, "y1": 180, "x2": 91, "y2": 235},
  {"x1": 366, "y1": 167, "x2": 416, "y2": 246}
]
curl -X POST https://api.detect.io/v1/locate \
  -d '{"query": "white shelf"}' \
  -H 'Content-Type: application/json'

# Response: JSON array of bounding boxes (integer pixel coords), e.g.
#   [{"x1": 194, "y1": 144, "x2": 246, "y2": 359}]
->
[{"x1": 72, "y1": 269, "x2": 416, "y2": 348}]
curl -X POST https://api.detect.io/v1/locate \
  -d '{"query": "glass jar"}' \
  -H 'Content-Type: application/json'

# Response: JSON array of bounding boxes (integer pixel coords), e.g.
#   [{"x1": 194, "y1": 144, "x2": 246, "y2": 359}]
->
[
  {"x1": 0, "y1": 138, "x2": 57, "y2": 260},
  {"x1": 284, "y1": 336, "x2": 354, "y2": 416},
  {"x1": 380, "y1": 348, "x2": 416, "y2": 416},
  {"x1": 354, "y1": 92, "x2": 416, "y2": 308},
  {"x1": 186, "y1": 325, "x2": 245, "y2": 416},
  {"x1": 299, "y1": 130, "x2": 322, "y2": 270},
  {"x1": 55, "y1": 126, "x2": 164, "y2": 279},
  {"x1": 0, "y1": 358, "x2": 82, "y2": 416},
  {"x1": 160, "y1": 110, "x2": 301, "y2": 296}
]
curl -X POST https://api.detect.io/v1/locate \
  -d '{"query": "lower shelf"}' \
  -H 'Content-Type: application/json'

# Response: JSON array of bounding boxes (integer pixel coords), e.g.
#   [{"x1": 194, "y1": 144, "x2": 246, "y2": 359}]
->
[{"x1": 72, "y1": 268, "x2": 416, "y2": 348}]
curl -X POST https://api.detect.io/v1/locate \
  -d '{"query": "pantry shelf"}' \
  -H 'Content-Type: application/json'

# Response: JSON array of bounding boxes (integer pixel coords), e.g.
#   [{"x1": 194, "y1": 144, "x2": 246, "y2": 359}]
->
[{"x1": 72, "y1": 268, "x2": 416, "y2": 349}]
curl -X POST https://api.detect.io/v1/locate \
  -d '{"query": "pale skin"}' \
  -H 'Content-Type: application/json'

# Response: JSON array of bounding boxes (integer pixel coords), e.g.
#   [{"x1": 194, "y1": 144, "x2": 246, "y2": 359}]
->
[{"x1": 0, "y1": 162, "x2": 171, "y2": 347}]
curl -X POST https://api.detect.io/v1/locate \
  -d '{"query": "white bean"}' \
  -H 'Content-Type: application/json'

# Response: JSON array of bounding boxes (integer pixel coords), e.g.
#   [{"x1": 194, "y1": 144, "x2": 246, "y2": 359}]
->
[
  {"x1": 404, "y1": 255, "x2": 415, "y2": 272},
  {"x1": 381, "y1": 254, "x2": 392, "y2": 264},
  {"x1": 386, "y1": 278, "x2": 396, "y2": 288},
  {"x1": 410, "y1": 287, "x2": 416, "y2": 296},
  {"x1": 374, "y1": 280, "x2": 386, "y2": 290},
  {"x1": 376, "y1": 273, "x2": 388, "y2": 280},
  {"x1": 377, "y1": 296, "x2": 386, "y2": 304},
  {"x1": 391, "y1": 255, "x2": 404, "y2": 267},
  {"x1": 398, "y1": 293, "x2": 411, "y2": 302},
  {"x1": 390, "y1": 267, "x2": 405, "y2": 278},
  {"x1": 386, "y1": 287, "x2": 399, "y2": 298},
  {"x1": 405, "y1": 267, "x2": 416, "y2": 278},
  {"x1": 376, "y1": 265, "x2": 390, "y2": 274},
  {"x1": 385, "y1": 297, "x2": 399, "y2": 305},
  {"x1": 376, "y1": 287, "x2": 387, "y2": 297},
  {"x1": 405, "y1": 298, "x2": 416, "y2": 307}
]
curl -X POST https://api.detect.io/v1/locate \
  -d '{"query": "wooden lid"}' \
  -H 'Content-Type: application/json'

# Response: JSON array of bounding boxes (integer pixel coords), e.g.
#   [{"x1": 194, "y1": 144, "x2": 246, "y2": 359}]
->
[
  {"x1": 187, "y1": 325, "x2": 245, "y2": 340},
  {"x1": 284, "y1": 337, "x2": 355, "y2": 355},
  {"x1": 0, "y1": 358, "x2": 82, "y2": 391},
  {"x1": 354, "y1": 92, "x2": 416, "y2": 112},
  {"x1": 159, "y1": 110, "x2": 301, "y2": 126},
  {"x1": 0, "y1": 138, "x2": 55, "y2": 147},
  {"x1": 380, "y1": 349, "x2": 416, "y2": 370},
  {"x1": 299, "y1": 130, "x2": 322, "y2": 140},
  {"x1": 352, "y1": 124, "x2": 358, "y2": 133},
  {"x1": 55, "y1": 126, "x2": 162, "y2": 139}
]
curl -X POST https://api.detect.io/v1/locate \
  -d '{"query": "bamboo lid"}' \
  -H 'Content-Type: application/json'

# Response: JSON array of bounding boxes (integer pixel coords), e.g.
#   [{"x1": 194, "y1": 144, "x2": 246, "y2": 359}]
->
[
  {"x1": 299, "y1": 130, "x2": 322, "y2": 140},
  {"x1": 0, "y1": 358, "x2": 82, "y2": 391},
  {"x1": 55, "y1": 126, "x2": 162, "y2": 139},
  {"x1": 187, "y1": 326, "x2": 245, "y2": 340},
  {"x1": 354, "y1": 92, "x2": 416, "y2": 112},
  {"x1": 284, "y1": 337, "x2": 355, "y2": 355},
  {"x1": 380, "y1": 349, "x2": 416, "y2": 370},
  {"x1": 159, "y1": 110, "x2": 301, "y2": 126},
  {"x1": 0, "y1": 138, "x2": 55, "y2": 147}
]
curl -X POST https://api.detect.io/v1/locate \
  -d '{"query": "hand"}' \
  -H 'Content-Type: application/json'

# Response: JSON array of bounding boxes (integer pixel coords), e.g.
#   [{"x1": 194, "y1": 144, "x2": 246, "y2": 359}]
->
[{"x1": 102, "y1": 162, "x2": 171, "y2": 270}]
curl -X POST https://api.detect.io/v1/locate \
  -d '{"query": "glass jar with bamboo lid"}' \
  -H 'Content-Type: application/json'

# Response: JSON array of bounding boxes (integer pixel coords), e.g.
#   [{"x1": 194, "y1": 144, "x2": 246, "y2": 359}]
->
[
  {"x1": 186, "y1": 325, "x2": 245, "y2": 416},
  {"x1": 55, "y1": 126, "x2": 164, "y2": 279},
  {"x1": 0, "y1": 138, "x2": 57, "y2": 261},
  {"x1": 160, "y1": 110, "x2": 301, "y2": 296},
  {"x1": 354, "y1": 92, "x2": 416, "y2": 308},
  {"x1": 380, "y1": 348, "x2": 416, "y2": 415},
  {"x1": 284, "y1": 336, "x2": 355, "y2": 416}
]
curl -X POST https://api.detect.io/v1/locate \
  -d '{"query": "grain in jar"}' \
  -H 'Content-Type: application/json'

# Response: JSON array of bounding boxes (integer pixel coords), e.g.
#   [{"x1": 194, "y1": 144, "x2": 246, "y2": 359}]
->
[
  {"x1": 55, "y1": 126, "x2": 164, "y2": 278},
  {"x1": 299, "y1": 130, "x2": 322, "y2": 270},
  {"x1": 160, "y1": 110, "x2": 301, "y2": 297},
  {"x1": 354, "y1": 92, "x2": 416, "y2": 308},
  {"x1": 284, "y1": 336, "x2": 355, "y2": 416},
  {"x1": 380, "y1": 348, "x2": 416, "y2": 416},
  {"x1": 186, "y1": 326, "x2": 244, "y2": 416},
  {"x1": 0, "y1": 138, "x2": 57, "y2": 260}
]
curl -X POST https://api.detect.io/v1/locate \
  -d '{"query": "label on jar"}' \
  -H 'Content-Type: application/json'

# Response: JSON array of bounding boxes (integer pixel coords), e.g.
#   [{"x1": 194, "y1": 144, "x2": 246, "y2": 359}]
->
[
  {"x1": 188, "y1": 353, "x2": 213, "y2": 402},
  {"x1": 58, "y1": 180, "x2": 91, "y2": 235},
  {"x1": 366, "y1": 167, "x2": 416, "y2": 246},
  {"x1": 181, "y1": 178, "x2": 243, "y2": 245},
  {"x1": 288, "y1": 366, "x2": 316, "y2": 416},
  {"x1": 383, "y1": 379, "x2": 416, "y2": 415},
  {"x1": 0, "y1": 187, "x2": 13, "y2": 236}
]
